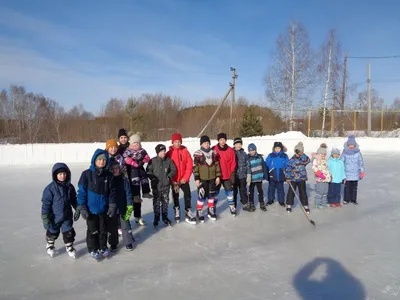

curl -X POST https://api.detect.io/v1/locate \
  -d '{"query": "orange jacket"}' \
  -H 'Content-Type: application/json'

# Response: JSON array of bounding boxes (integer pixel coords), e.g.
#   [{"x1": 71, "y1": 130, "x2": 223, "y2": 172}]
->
[
  {"x1": 212, "y1": 144, "x2": 236, "y2": 180},
  {"x1": 166, "y1": 145, "x2": 193, "y2": 183}
]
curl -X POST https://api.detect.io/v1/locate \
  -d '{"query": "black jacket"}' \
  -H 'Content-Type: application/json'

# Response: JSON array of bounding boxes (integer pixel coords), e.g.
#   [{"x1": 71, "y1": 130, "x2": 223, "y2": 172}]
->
[{"x1": 146, "y1": 156, "x2": 177, "y2": 192}]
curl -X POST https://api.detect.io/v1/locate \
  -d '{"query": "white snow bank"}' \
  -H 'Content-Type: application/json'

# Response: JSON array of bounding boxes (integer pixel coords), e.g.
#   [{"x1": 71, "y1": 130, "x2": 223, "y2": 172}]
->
[{"x1": 0, "y1": 132, "x2": 399, "y2": 165}]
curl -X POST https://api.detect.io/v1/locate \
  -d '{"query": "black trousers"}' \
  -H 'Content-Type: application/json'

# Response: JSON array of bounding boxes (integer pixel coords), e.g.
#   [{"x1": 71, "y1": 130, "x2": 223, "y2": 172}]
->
[
  {"x1": 107, "y1": 213, "x2": 119, "y2": 248},
  {"x1": 249, "y1": 182, "x2": 264, "y2": 206},
  {"x1": 86, "y1": 214, "x2": 108, "y2": 253},
  {"x1": 286, "y1": 181, "x2": 308, "y2": 206},
  {"x1": 172, "y1": 182, "x2": 192, "y2": 210},
  {"x1": 153, "y1": 189, "x2": 170, "y2": 220},
  {"x1": 233, "y1": 177, "x2": 248, "y2": 207},
  {"x1": 133, "y1": 202, "x2": 142, "y2": 218},
  {"x1": 344, "y1": 180, "x2": 358, "y2": 203},
  {"x1": 130, "y1": 166, "x2": 151, "y2": 198}
]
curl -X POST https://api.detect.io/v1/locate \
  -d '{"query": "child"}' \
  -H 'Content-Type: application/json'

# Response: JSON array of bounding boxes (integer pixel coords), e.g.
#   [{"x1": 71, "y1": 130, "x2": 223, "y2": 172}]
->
[
  {"x1": 247, "y1": 143, "x2": 268, "y2": 211},
  {"x1": 106, "y1": 138, "x2": 126, "y2": 174},
  {"x1": 233, "y1": 137, "x2": 251, "y2": 211},
  {"x1": 284, "y1": 142, "x2": 310, "y2": 214},
  {"x1": 123, "y1": 134, "x2": 151, "y2": 226},
  {"x1": 212, "y1": 133, "x2": 237, "y2": 217},
  {"x1": 166, "y1": 133, "x2": 196, "y2": 225},
  {"x1": 117, "y1": 128, "x2": 130, "y2": 155},
  {"x1": 311, "y1": 143, "x2": 332, "y2": 209},
  {"x1": 266, "y1": 141, "x2": 288, "y2": 207},
  {"x1": 146, "y1": 144, "x2": 177, "y2": 227},
  {"x1": 341, "y1": 135, "x2": 365, "y2": 205},
  {"x1": 108, "y1": 160, "x2": 135, "y2": 251},
  {"x1": 193, "y1": 135, "x2": 222, "y2": 222},
  {"x1": 41, "y1": 163, "x2": 77, "y2": 258},
  {"x1": 77, "y1": 149, "x2": 116, "y2": 260},
  {"x1": 328, "y1": 148, "x2": 346, "y2": 207}
]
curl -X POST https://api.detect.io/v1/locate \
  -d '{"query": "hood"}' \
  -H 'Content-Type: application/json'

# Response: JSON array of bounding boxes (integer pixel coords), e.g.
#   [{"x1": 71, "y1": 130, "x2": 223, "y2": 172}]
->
[
  {"x1": 90, "y1": 149, "x2": 110, "y2": 171},
  {"x1": 52, "y1": 162, "x2": 71, "y2": 183}
]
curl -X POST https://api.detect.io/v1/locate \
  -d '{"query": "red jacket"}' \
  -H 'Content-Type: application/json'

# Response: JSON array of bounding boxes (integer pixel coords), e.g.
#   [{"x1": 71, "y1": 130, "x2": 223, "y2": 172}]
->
[
  {"x1": 166, "y1": 145, "x2": 193, "y2": 183},
  {"x1": 212, "y1": 144, "x2": 236, "y2": 180}
]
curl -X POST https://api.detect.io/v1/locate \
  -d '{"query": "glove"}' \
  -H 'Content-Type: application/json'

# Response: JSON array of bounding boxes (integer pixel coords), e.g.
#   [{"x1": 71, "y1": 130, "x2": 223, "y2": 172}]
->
[
  {"x1": 73, "y1": 209, "x2": 80, "y2": 222},
  {"x1": 77, "y1": 205, "x2": 89, "y2": 220},
  {"x1": 360, "y1": 172, "x2": 365, "y2": 179},
  {"x1": 315, "y1": 171, "x2": 326, "y2": 180},
  {"x1": 230, "y1": 173, "x2": 236, "y2": 185},
  {"x1": 246, "y1": 174, "x2": 252, "y2": 186},
  {"x1": 41, "y1": 214, "x2": 51, "y2": 230},
  {"x1": 198, "y1": 186, "x2": 205, "y2": 199},
  {"x1": 107, "y1": 203, "x2": 117, "y2": 218},
  {"x1": 123, "y1": 205, "x2": 133, "y2": 221}
]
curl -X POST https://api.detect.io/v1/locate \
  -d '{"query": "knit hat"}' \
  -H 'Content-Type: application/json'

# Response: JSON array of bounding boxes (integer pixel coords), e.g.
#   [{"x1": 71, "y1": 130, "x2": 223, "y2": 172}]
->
[
  {"x1": 118, "y1": 128, "x2": 128, "y2": 139},
  {"x1": 129, "y1": 134, "x2": 141, "y2": 144},
  {"x1": 217, "y1": 132, "x2": 227, "y2": 141},
  {"x1": 105, "y1": 139, "x2": 118, "y2": 152},
  {"x1": 316, "y1": 143, "x2": 328, "y2": 155},
  {"x1": 274, "y1": 142, "x2": 283, "y2": 149},
  {"x1": 155, "y1": 144, "x2": 167, "y2": 154},
  {"x1": 248, "y1": 143, "x2": 257, "y2": 151},
  {"x1": 331, "y1": 148, "x2": 341, "y2": 156},
  {"x1": 346, "y1": 134, "x2": 357, "y2": 146},
  {"x1": 171, "y1": 133, "x2": 182, "y2": 144},
  {"x1": 233, "y1": 137, "x2": 243, "y2": 145},
  {"x1": 96, "y1": 153, "x2": 107, "y2": 161},
  {"x1": 294, "y1": 142, "x2": 304, "y2": 153},
  {"x1": 200, "y1": 135, "x2": 211, "y2": 145}
]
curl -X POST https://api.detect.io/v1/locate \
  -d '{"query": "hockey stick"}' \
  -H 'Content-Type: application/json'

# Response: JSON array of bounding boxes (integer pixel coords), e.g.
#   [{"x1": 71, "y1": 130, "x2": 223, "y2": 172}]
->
[{"x1": 288, "y1": 182, "x2": 316, "y2": 227}]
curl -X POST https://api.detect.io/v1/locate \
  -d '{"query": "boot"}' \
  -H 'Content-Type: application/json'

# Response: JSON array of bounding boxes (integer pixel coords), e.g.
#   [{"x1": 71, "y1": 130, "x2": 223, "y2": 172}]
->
[
  {"x1": 197, "y1": 209, "x2": 205, "y2": 223},
  {"x1": 229, "y1": 204, "x2": 236, "y2": 217},
  {"x1": 208, "y1": 207, "x2": 217, "y2": 221},
  {"x1": 174, "y1": 207, "x2": 180, "y2": 223},
  {"x1": 185, "y1": 209, "x2": 197, "y2": 225},
  {"x1": 46, "y1": 240, "x2": 55, "y2": 258},
  {"x1": 65, "y1": 242, "x2": 76, "y2": 258}
]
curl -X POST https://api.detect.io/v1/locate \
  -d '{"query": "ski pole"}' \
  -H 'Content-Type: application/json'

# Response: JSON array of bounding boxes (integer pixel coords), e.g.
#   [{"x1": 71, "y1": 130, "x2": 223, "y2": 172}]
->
[{"x1": 288, "y1": 181, "x2": 316, "y2": 227}]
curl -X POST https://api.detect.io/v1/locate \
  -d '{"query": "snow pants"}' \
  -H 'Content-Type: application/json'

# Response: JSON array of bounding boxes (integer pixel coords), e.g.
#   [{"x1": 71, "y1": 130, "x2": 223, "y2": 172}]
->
[
  {"x1": 107, "y1": 213, "x2": 119, "y2": 248},
  {"x1": 286, "y1": 181, "x2": 308, "y2": 207},
  {"x1": 153, "y1": 189, "x2": 170, "y2": 221},
  {"x1": 46, "y1": 219, "x2": 75, "y2": 244},
  {"x1": 86, "y1": 214, "x2": 107, "y2": 253},
  {"x1": 328, "y1": 182, "x2": 342, "y2": 204},
  {"x1": 315, "y1": 182, "x2": 329, "y2": 206},
  {"x1": 344, "y1": 180, "x2": 359, "y2": 203},
  {"x1": 268, "y1": 180, "x2": 285, "y2": 204}
]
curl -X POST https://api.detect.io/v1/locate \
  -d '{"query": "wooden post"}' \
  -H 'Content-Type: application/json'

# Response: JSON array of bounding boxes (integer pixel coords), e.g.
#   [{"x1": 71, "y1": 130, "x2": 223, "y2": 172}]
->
[
  {"x1": 307, "y1": 110, "x2": 311, "y2": 137},
  {"x1": 353, "y1": 111, "x2": 357, "y2": 133},
  {"x1": 381, "y1": 110, "x2": 384, "y2": 132},
  {"x1": 330, "y1": 110, "x2": 335, "y2": 136},
  {"x1": 229, "y1": 67, "x2": 237, "y2": 138}
]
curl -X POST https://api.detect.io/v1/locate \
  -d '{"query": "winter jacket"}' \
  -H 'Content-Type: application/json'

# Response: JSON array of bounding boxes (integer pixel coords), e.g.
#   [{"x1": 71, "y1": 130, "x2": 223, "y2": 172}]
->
[
  {"x1": 118, "y1": 142, "x2": 130, "y2": 155},
  {"x1": 122, "y1": 147, "x2": 150, "y2": 167},
  {"x1": 341, "y1": 144, "x2": 365, "y2": 181},
  {"x1": 328, "y1": 157, "x2": 346, "y2": 184},
  {"x1": 146, "y1": 156, "x2": 177, "y2": 192},
  {"x1": 77, "y1": 149, "x2": 116, "y2": 215},
  {"x1": 234, "y1": 148, "x2": 250, "y2": 180},
  {"x1": 41, "y1": 163, "x2": 77, "y2": 225},
  {"x1": 266, "y1": 151, "x2": 289, "y2": 182},
  {"x1": 311, "y1": 153, "x2": 332, "y2": 183},
  {"x1": 193, "y1": 148, "x2": 221, "y2": 181},
  {"x1": 248, "y1": 153, "x2": 268, "y2": 182},
  {"x1": 109, "y1": 153, "x2": 127, "y2": 175},
  {"x1": 113, "y1": 175, "x2": 133, "y2": 215},
  {"x1": 212, "y1": 144, "x2": 236, "y2": 180},
  {"x1": 166, "y1": 145, "x2": 193, "y2": 183},
  {"x1": 284, "y1": 154, "x2": 310, "y2": 182}
]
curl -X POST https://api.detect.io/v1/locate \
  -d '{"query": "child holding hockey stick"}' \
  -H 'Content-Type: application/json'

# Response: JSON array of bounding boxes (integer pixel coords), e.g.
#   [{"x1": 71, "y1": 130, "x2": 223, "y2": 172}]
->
[
  {"x1": 41, "y1": 163, "x2": 78, "y2": 258},
  {"x1": 311, "y1": 143, "x2": 332, "y2": 209},
  {"x1": 284, "y1": 142, "x2": 311, "y2": 214}
]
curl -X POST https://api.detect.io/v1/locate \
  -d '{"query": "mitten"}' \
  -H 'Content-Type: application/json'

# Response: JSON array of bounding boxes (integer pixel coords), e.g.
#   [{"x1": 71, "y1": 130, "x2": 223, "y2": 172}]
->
[
  {"x1": 41, "y1": 214, "x2": 51, "y2": 230},
  {"x1": 123, "y1": 205, "x2": 133, "y2": 221},
  {"x1": 107, "y1": 203, "x2": 117, "y2": 218},
  {"x1": 246, "y1": 174, "x2": 252, "y2": 186},
  {"x1": 360, "y1": 172, "x2": 365, "y2": 179},
  {"x1": 315, "y1": 171, "x2": 326, "y2": 180},
  {"x1": 125, "y1": 157, "x2": 133, "y2": 165},
  {"x1": 77, "y1": 205, "x2": 89, "y2": 220},
  {"x1": 73, "y1": 209, "x2": 80, "y2": 222}
]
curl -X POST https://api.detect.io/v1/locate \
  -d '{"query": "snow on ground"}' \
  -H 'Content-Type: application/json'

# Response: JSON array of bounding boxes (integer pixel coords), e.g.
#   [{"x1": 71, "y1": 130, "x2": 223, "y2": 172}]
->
[{"x1": 0, "y1": 153, "x2": 399, "y2": 299}]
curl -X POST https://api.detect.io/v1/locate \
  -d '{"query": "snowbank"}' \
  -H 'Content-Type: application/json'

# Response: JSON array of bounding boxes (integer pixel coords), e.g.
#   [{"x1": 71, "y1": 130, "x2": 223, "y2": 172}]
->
[{"x1": 0, "y1": 132, "x2": 399, "y2": 165}]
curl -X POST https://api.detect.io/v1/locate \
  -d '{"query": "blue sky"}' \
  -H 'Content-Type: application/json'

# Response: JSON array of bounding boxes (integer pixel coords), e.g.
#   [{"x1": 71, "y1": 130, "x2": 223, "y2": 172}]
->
[{"x1": 0, "y1": 0, "x2": 399, "y2": 113}]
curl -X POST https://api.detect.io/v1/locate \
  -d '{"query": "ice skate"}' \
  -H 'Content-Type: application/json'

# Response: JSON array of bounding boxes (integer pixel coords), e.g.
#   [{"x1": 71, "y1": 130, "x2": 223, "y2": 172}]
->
[
  {"x1": 65, "y1": 242, "x2": 76, "y2": 258},
  {"x1": 46, "y1": 242, "x2": 55, "y2": 258},
  {"x1": 185, "y1": 209, "x2": 197, "y2": 225},
  {"x1": 208, "y1": 207, "x2": 217, "y2": 220},
  {"x1": 286, "y1": 206, "x2": 292, "y2": 213},
  {"x1": 100, "y1": 248, "x2": 110, "y2": 258},
  {"x1": 304, "y1": 206, "x2": 310, "y2": 214},
  {"x1": 197, "y1": 209, "x2": 205, "y2": 223},
  {"x1": 229, "y1": 204, "x2": 236, "y2": 217},
  {"x1": 174, "y1": 207, "x2": 180, "y2": 223}
]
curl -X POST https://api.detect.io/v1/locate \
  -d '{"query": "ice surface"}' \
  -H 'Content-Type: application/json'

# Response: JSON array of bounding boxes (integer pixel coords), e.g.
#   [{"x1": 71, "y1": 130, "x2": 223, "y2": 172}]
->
[{"x1": 0, "y1": 154, "x2": 399, "y2": 300}]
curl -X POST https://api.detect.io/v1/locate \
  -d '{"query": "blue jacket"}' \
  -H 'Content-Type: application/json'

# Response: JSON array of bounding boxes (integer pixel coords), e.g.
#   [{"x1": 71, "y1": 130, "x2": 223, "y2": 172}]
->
[
  {"x1": 266, "y1": 151, "x2": 288, "y2": 182},
  {"x1": 77, "y1": 149, "x2": 116, "y2": 215},
  {"x1": 113, "y1": 175, "x2": 133, "y2": 215},
  {"x1": 341, "y1": 144, "x2": 365, "y2": 181},
  {"x1": 284, "y1": 154, "x2": 310, "y2": 182},
  {"x1": 248, "y1": 153, "x2": 268, "y2": 182},
  {"x1": 41, "y1": 163, "x2": 77, "y2": 224},
  {"x1": 235, "y1": 148, "x2": 250, "y2": 180},
  {"x1": 328, "y1": 157, "x2": 346, "y2": 183}
]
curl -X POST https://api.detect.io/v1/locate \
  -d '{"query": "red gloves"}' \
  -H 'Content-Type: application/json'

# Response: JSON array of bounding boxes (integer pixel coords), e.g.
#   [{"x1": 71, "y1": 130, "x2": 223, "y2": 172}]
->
[
  {"x1": 360, "y1": 172, "x2": 365, "y2": 179},
  {"x1": 315, "y1": 171, "x2": 326, "y2": 180}
]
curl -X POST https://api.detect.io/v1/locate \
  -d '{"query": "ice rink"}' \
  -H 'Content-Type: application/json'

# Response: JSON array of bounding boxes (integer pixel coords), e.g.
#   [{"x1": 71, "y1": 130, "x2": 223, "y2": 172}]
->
[{"x1": 0, "y1": 153, "x2": 399, "y2": 300}]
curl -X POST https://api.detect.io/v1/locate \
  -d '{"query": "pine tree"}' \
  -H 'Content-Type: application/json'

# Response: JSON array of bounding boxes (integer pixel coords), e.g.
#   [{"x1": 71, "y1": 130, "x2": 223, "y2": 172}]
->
[{"x1": 239, "y1": 108, "x2": 264, "y2": 137}]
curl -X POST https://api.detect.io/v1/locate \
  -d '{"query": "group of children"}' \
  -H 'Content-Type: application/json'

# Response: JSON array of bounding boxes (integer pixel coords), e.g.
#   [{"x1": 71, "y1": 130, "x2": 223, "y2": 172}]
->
[{"x1": 40, "y1": 130, "x2": 364, "y2": 260}]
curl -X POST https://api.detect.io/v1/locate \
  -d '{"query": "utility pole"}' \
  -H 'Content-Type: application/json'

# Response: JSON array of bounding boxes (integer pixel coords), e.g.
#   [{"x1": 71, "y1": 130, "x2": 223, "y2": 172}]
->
[
  {"x1": 229, "y1": 67, "x2": 238, "y2": 138},
  {"x1": 367, "y1": 62, "x2": 372, "y2": 136},
  {"x1": 322, "y1": 35, "x2": 333, "y2": 137},
  {"x1": 340, "y1": 52, "x2": 348, "y2": 137}
]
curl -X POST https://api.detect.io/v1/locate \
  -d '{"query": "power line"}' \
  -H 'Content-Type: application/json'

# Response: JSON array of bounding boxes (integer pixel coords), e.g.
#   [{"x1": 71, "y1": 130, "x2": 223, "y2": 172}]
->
[{"x1": 347, "y1": 55, "x2": 400, "y2": 59}]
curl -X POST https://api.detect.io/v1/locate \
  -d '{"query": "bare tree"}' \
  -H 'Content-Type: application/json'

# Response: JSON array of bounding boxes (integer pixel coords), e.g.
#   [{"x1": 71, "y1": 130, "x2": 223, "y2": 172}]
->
[
  {"x1": 47, "y1": 99, "x2": 65, "y2": 142},
  {"x1": 264, "y1": 20, "x2": 315, "y2": 130},
  {"x1": 67, "y1": 104, "x2": 94, "y2": 120},
  {"x1": 355, "y1": 89, "x2": 384, "y2": 110},
  {"x1": 101, "y1": 98, "x2": 125, "y2": 118},
  {"x1": 391, "y1": 97, "x2": 400, "y2": 110}
]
